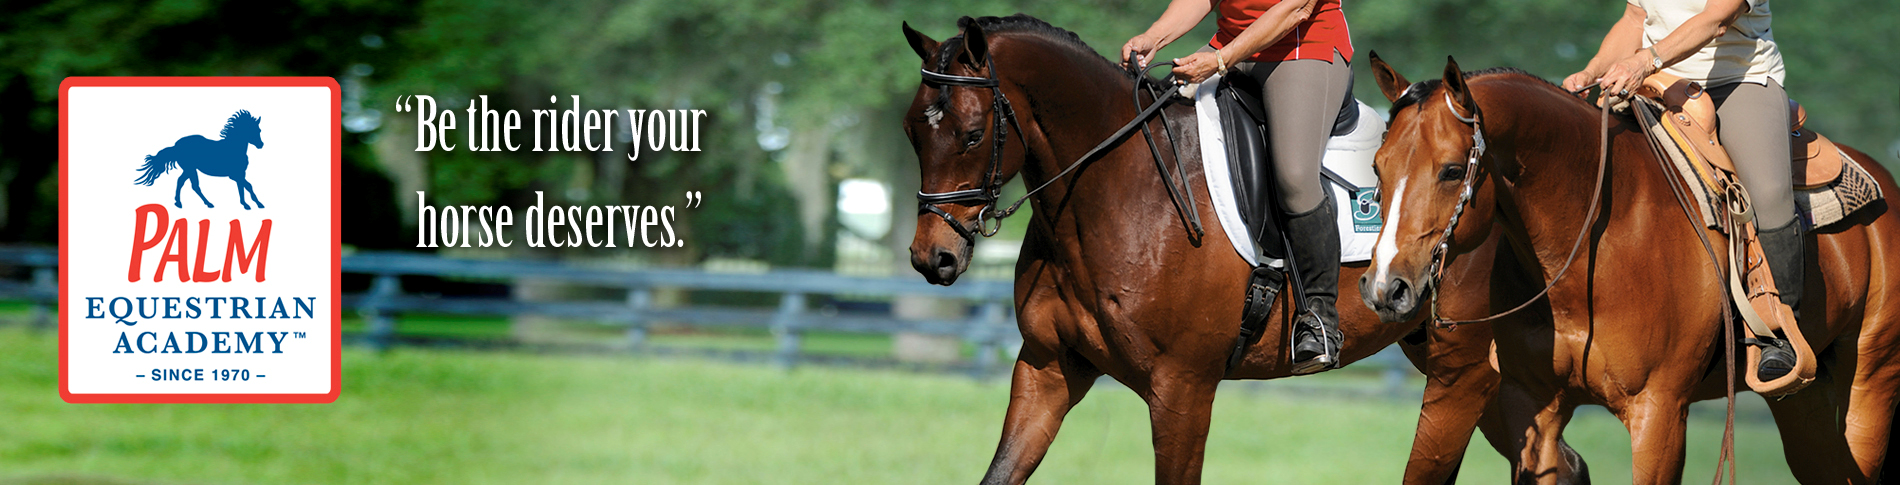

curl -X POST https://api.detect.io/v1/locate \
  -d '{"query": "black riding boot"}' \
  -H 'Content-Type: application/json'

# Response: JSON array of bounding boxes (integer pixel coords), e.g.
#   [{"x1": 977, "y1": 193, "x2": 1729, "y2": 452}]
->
[
  {"x1": 1753, "y1": 219, "x2": 1803, "y2": 382},
  {"x1": 1286, "y1": 196, "x2": 1343, "y2": 375}
]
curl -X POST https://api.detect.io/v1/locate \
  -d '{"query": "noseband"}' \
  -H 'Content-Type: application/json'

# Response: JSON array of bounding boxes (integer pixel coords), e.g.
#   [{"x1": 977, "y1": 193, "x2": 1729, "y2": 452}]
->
[{"x1": 915, "y1": 54, "x2": 1029, "y2": 242}]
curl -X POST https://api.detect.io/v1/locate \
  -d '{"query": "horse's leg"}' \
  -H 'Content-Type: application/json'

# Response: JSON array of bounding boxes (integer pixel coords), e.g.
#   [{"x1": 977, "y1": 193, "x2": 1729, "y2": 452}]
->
[
  {"x1": 978, "y1": 337, "x2": 1101, "y2": 485},
  {"x1": 187, "y1": 171, "x2": 214, "y2": 208},
  {"x1": 1398, "y1": 328, "x2": 1499, "y2": 485},
  {"x1": 1762, "y1": 365, "x2": 1868, "y2": 483},
  {"x1": 1500, "y1": 377, "x2": 1587, "y2": 485},
  {"x1": 239, "y1": 176, "x2": 265, "y2": 209},
  {"x1": 172, "y1": 170, "x2": 189, "y2": 208},
  {"x1": 1619, "y1": 395, "x2": 1691, "y2": 485},
  {"x1": 1839, "y1": 329, "x2": 1900, "y2": 481},
  {"x1": 230, "y1": 175, "x2": 251, "y2": 210},
  {"x1": 1141, "y1": 367, "x2": 1218, "y2": 485}
]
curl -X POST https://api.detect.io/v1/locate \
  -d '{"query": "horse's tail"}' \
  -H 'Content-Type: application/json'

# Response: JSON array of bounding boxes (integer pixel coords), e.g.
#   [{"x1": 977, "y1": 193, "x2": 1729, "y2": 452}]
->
[{"x1": 133, "y1": 151, "x2": 176, "y2": 186}]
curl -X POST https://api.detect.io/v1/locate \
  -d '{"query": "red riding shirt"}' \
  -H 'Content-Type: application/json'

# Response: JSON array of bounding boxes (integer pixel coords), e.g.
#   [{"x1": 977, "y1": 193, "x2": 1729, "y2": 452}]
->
[{"x1": 1210, "y1": 0, "x2": 1354, "y2": 63}]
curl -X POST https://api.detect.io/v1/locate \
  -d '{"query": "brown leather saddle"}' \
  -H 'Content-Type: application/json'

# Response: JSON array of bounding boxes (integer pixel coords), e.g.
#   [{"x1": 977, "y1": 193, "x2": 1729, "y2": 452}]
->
[{"x1": 1632, "y1": 73, "x2": 1875, "y2": 397}]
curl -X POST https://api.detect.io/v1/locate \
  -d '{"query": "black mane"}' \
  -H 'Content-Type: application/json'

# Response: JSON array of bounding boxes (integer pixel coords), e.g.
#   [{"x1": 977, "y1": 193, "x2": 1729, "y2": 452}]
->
[
  {"x1": 930, "y1": 14, "x2": 1109, "y2": 74},
  {"x1": 1388, "y1": 67, "x2": 1559, "y2": 117}
]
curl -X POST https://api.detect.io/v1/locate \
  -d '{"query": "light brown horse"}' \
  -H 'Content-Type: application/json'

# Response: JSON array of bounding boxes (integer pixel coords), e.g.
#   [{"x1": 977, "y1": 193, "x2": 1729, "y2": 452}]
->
[
  {"x1": 900, "y1": 15, "x2": 1580, "y2": 484},
  {"x1": 1361, "y1": 55, "x2": 1900, "y2": 484}
]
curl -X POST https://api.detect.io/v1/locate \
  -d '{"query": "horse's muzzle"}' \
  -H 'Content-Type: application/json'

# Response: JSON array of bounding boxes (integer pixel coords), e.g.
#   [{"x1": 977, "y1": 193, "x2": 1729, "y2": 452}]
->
[
  {"x1": 1359, "y1": 273, "x2": 1422, "y2": 323},
  {"x1": 911, "y1": 245, "x2": 969, "y2": 286}
]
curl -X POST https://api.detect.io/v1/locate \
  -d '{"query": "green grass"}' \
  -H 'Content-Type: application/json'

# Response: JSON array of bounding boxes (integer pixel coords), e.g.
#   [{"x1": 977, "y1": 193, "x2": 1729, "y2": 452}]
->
[{"x1": 0, "y1": 326, "x2": 1798, "y2": 484}]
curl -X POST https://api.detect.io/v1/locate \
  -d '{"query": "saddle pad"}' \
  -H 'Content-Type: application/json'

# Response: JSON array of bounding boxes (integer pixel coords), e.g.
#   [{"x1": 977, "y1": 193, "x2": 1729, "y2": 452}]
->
[
  {"x1": 1639, "y1": 100, "x2": 1882, "y2": 231},
  {"x1": 1192, "y1": 74, "x2": 1386, "y2": 266}
]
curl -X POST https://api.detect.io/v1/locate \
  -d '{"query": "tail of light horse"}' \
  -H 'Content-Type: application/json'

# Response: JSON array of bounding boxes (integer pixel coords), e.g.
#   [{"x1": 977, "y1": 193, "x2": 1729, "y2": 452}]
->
[{"x1": 899, "y1": 16, "x2": 1586, "y2": 485}]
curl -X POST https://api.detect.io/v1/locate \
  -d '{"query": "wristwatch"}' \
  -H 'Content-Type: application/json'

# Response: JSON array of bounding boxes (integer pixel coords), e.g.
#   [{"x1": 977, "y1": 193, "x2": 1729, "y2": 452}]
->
[{"x1": 1648, "y1": 46, "x2": 1664, "y2": 70}]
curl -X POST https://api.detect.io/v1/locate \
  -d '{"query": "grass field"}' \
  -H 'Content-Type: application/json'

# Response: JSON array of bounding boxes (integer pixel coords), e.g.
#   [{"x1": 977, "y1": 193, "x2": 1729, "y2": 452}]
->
[{"x1": 0, "y1": 326, "x2": 1799, "y2": 484}]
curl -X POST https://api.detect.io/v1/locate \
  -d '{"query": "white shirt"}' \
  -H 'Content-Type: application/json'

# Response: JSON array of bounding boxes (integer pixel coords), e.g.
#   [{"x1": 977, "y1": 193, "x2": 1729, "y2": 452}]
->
[{"x1": 1629, "y1": 0, "x2": 1786, "y2": 87}]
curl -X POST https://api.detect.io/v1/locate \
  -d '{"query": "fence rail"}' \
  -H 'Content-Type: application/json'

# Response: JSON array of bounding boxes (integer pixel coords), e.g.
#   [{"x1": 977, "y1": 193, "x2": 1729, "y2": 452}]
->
[
  {"x1": 0, "y1": 247, "x2": 1021, "y2": 377},
  {"x1": 0, "y1": 246, "x2": 1417, "y2": 391}
]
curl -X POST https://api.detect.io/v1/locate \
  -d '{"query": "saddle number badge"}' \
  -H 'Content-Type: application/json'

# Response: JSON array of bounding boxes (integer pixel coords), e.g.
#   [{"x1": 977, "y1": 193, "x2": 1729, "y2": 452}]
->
[{"x1": 1352, "y1": 187, "x2": 1382, "y2": 233}]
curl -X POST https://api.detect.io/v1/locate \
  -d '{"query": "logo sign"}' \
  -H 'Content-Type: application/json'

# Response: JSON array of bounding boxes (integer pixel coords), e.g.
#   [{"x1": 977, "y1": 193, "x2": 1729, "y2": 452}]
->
[
  {"x1": 1352, "y1": 187, "x2": 1382, "y2": 233},
  {"x1": 59, "y1": 78, "x2": 340, "y2": 403}
]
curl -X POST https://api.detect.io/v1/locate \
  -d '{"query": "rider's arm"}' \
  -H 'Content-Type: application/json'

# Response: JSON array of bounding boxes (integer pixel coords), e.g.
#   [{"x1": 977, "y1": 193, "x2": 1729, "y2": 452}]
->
[
  {"x1": 1124, "y1": 0, "x2": 1216, "y2": 66},
  {"x1": 1647, "y1": 0, "x2": 1748, "y2": 68},
  {"x1": 1591, "y1": 0, "x2": 1749, "y2": 94},
  {"x1": 1215, "y1": 0, "x2": 1320, "y2": 66},
  {"x1": 1569, "y1": 3, "x2": 1647, "y2": 88}
]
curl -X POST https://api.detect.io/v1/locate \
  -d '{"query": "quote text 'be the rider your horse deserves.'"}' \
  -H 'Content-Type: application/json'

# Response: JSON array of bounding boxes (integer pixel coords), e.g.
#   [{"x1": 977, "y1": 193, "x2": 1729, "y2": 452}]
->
[{"x1": 396, "y1": 94, "x2": 709, "y2": 250}]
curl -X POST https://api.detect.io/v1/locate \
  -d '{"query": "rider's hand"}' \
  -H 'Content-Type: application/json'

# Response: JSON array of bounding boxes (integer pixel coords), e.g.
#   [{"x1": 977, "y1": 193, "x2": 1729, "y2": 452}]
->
[
  {"x1": 1122, "y1": 34, "x2": 1162, "y2": 69},
  {"x1": 1171, "y1": 51, "x2": 1222, "y2": 85},
  {"x1": 1561, "y1": 70, "x2": 1600, "y2": 97},
  {"x1": 1596, "y1": 53, "x2": 1656, "y2": 99}
]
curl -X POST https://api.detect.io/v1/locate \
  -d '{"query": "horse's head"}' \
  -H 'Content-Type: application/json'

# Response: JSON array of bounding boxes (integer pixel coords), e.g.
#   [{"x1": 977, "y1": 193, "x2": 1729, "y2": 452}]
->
[
  {"x1": 1360, "y1": 54, "x2": 1502, "y2": 323},
  {"x1": 899, "y1": 18, "x2": 1030, "y2": 285},
  {"x1": 223, "y1": 109, "x2": 264, "y2": 149}
]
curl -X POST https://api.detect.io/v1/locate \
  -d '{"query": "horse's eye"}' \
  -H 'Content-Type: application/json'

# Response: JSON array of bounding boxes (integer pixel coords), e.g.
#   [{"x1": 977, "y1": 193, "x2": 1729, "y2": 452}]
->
[
  {"x1": 964, "y1": 130, "x2": 984, "y2": 148},
  {"x1": 1439, "y1": 164, "x2": 1467, "y2": 182}
]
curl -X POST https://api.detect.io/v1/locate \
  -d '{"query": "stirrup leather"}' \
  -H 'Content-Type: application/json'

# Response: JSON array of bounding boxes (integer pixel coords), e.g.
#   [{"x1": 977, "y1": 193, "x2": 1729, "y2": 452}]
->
[{"x1": 1227, "y1": 265, "x2": 1285, "y2": 374}]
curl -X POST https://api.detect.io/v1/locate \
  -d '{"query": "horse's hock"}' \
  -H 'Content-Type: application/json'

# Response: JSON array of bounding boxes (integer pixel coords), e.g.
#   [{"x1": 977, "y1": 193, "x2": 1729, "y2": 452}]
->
[{"x1": 893, "y1": 296, "x2": 964, "y2": 364}]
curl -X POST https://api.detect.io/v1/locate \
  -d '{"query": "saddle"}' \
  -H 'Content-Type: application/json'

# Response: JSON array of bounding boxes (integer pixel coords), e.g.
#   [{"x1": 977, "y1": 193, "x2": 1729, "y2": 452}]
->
[
  {"x1": 1216, "y1": 70, "x2": 1361, "y2": 372},
  {"x1": 1633, "y1": 73, "x2": 1882, "y2": 396}
]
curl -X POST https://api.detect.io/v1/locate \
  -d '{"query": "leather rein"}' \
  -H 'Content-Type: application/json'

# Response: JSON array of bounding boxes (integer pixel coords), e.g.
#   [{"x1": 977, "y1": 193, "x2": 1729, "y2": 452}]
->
[
  {"x1": 916, "y1": 56, "x2": 1202, "y2": 243},
  {"x1": 1423, "y1": 85, "x2": 1610, "y2": 330}
]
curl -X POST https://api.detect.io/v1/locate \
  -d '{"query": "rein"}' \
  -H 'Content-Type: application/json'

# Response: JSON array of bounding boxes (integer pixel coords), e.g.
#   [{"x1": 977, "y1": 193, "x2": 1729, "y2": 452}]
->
[
  {"x1": 1425, "y1": 85, "x2": 1608, "y2": 330},
  {"x1": 916, "y1": 58, "x2": 1202, "y2": 244}
]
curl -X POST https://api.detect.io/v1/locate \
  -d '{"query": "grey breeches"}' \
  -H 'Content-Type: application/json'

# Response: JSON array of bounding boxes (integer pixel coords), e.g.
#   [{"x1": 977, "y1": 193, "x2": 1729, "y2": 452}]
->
[
  {"x1": 1205, "y1": 47, "x2": 1351, "y2": 214},
  {"x1": 1708, "y1": 79, "x2": 1795, "y2": 230}
]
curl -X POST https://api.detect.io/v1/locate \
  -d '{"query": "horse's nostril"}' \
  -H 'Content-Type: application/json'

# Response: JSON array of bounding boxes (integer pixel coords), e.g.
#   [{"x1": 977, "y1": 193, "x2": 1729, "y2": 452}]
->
[
  {"x1": 934, "y1": 249, "x2": 958, "y2": 272},
  {"x1": 1388, "y1": 278, "x2": 1413, "y2": 305}
]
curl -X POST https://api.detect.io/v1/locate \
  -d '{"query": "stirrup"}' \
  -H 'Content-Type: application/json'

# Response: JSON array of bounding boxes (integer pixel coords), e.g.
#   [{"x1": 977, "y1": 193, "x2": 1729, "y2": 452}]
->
[
  {"x1": 1227, "y1": 265, "x2": 1285, "y2": 374},
  {"x1": 1744, "y1": 336, "x2": 1796, "y2": 382},
  {"x1": 1290, "y1": 308, "x2": 1338, "y2": 375}
]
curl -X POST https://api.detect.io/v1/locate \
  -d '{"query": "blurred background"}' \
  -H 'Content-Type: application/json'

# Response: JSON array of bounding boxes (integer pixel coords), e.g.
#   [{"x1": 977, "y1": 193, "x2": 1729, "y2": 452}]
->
[{"x1": 0, "y1": 0, "x2": 1891, "y2": 483}]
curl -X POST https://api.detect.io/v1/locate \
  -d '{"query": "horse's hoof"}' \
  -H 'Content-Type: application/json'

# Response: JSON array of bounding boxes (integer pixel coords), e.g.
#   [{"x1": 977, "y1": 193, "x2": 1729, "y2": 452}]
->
[
  {"x1": 173, "y1": 202, "x2": 182, "y2": 208},
  {"x1": 256, "y1": 203, "x2": 265, "y2": 209}
]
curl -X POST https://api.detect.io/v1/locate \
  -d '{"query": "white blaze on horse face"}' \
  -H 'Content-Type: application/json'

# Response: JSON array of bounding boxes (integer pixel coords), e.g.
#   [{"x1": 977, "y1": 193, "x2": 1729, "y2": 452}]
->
[
  {"x1": 924, "y1": 105, "x2": 944, "y2": 129},
  {"x1": 1372, "y1": 178, "x2": 1407, "y2": 284}
]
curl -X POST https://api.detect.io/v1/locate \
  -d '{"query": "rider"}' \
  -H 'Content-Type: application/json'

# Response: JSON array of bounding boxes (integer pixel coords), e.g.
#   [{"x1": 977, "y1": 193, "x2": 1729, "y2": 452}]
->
[
  {"x1": 1123, "y1": 0, "x2": 1352, "y2": 374},
  {"x1": 1563, "y1": 0, "x2": 1799, "y2": 381}
]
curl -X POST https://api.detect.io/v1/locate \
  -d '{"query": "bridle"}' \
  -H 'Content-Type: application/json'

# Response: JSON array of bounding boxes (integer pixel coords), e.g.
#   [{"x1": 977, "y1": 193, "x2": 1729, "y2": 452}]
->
[
  {"x1": 1419, "y1": 85, "x2": 1609, "y2": 330},
  {"x1": 915, "y1": 52, "x2": 1028, "y2": 242},
  {"x1": 915, "y1": 54, "x2": 1200, "y2": 244}
]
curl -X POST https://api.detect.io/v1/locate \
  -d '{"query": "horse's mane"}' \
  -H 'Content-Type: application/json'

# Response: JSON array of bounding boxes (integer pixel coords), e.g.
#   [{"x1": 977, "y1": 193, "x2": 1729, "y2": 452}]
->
[
  {"x1": 926, "y1": 14, "x2": 1124, "y2": 110},
  {"x1": 1388, "y1": 67, "x2": 1569, "y2": 117},
  {"x1": 219, "y1": 110, "x2": 260, "y2": 140}
]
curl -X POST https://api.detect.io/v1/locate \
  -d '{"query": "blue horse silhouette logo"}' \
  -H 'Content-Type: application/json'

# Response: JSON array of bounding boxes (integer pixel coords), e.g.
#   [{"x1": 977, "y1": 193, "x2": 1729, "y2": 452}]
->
[{"x1": 133, "y1": 109, "x2": 266, "y2": 210}]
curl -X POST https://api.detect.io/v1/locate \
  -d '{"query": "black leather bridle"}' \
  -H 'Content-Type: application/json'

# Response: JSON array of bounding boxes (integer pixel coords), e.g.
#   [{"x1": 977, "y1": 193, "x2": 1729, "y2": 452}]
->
[
  {"x1": 915, "y1": 53, "x2": 1029, "y2": 243},
  {"x1": 915, "y1": 56, "x2": 1201, "y2": 244}
]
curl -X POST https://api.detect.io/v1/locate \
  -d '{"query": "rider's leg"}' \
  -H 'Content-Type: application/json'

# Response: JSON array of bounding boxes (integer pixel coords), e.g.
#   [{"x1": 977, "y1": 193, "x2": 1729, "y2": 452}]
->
[
  {"x1": 1243, "y1": 50, "x2": 1351, "y2": 373},
  {"x1": 1710, "y1": 79, "x2": 1799, "y2": 381}
]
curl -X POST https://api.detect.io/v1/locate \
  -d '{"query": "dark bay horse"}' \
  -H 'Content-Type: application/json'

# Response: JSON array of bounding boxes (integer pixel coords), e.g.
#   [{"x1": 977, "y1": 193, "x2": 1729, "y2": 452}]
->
[
  {"x1": 1362, "y1": 56, "x2": 1900, "y2": 483},
  {"x1": 134, "y1": 109, "x2": 267, "y2": 210},
  {"x1": 900, "y1": 15, "x2": 1580, "y2": 484}
]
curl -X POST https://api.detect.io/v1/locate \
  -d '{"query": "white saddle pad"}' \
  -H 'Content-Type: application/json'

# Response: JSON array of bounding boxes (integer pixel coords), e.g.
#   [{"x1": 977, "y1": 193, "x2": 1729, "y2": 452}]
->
[{"x1": 1190, "y1": 74, "x2": 1386, "y2": 267}]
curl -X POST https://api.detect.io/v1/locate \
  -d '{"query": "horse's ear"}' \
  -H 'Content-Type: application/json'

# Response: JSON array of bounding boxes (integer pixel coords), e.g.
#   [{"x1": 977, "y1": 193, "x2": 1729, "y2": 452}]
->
[
  {"x1": 1441, "y1": 56, "x2": 1480, "y2": 120},
  {"x1": 1368, "y1": 51, "x2": 1410, "y2": 103},
  {"x1": 903, "y1": 22, "x2": 939, "y2": 62},
  {"x1": 956, "y1": 16, "x2": 990, "y2": 69}
]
